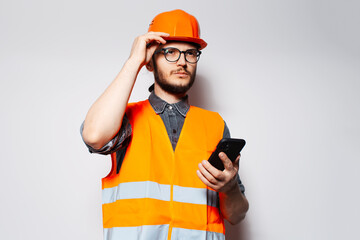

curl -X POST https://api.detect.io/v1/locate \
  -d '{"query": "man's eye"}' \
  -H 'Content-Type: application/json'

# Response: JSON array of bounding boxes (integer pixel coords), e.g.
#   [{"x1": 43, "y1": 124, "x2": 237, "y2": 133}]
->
[
  {"x1": 186, "y1": 50, "x2": 197, "y2": 56},
  {"x1": 165, "y1": 49, "x2": 176, "y2": 55}
]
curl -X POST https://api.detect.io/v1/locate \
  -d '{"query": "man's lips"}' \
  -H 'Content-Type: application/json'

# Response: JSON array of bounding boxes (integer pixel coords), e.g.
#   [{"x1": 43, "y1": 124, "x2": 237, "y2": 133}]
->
[
  {"x1": 175, "y1": 72, "x2": 188, "y2": 75},
  {"x1": 172, "y1": 69, "x2": 190, "y2": 77}
]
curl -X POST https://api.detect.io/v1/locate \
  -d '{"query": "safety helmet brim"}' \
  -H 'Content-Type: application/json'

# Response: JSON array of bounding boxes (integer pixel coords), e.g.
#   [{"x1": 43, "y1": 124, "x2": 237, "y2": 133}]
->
[{"x1": 162, "y1": 36, "x2": 207, "y2": 50}]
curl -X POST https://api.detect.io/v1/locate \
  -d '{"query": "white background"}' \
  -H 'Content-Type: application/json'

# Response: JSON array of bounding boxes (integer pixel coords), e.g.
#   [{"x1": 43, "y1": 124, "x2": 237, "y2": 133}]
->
[{"x1": 1, "y1": 0, "x2": 359, "y2": 239}]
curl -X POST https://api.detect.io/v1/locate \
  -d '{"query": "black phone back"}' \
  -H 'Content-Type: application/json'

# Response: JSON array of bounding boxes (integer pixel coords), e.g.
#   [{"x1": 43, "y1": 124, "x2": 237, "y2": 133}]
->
[{"x1": 208, "y1": 138, "x2": 246, "y2": 171}]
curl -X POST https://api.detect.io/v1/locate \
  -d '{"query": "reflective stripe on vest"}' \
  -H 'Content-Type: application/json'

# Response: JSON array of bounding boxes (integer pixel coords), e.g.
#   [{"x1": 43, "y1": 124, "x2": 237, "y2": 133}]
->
[
  {"x1": 171, "y1": 227, "x2": 225, "y2": 240},
  {"x1": 104, "y1": 226, "x2": 225, "y2": 240},
  {"x1": 102, "y1": 181, "x2": 171, "y2": 204},
  {"x1": 102, "y1": 100, "x2": 225, "y2": 240},
  {"x1": 104, "y1": 225, "x2": 169, "y2": 240},
  {"x1": 102, "y1": 181, "x2": 218, "y2": 207}
]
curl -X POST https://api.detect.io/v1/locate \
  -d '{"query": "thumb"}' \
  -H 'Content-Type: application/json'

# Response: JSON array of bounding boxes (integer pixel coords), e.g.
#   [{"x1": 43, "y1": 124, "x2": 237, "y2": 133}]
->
[
  {"x1": 219, "y1": 152, "x2": 233, "y2": 171},
  {"x1": 145, "y1": 42, "x2": 160, "y2": 65}
]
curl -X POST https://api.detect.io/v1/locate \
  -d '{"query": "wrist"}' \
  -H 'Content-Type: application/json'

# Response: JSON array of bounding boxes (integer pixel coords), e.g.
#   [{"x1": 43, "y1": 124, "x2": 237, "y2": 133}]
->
[
  {"x1": 126, "y1": 56, "x2": 144, "y2": 71},
  {"x1": 221, "y1": 178, "x2": 240, "y2": 196}
]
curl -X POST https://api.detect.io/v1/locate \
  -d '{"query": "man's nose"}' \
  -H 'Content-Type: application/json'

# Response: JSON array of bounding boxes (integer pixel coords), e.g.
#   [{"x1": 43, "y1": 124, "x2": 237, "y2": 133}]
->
[{"x1": 176, "y1": 52, "x2": 187, "y2": 66}]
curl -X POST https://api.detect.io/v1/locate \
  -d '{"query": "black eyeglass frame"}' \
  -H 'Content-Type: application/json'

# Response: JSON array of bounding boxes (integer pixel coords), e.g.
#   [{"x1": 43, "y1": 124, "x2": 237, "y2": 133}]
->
[{"x1": 155, "y1": 47, "x2": 202, "y2": 63}]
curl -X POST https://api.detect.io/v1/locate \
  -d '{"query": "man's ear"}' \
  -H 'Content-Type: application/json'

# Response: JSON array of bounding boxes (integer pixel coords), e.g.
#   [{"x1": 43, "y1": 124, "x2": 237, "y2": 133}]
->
[{"x1": 146, "y1": 61, "x2": 154, "y2": 72}]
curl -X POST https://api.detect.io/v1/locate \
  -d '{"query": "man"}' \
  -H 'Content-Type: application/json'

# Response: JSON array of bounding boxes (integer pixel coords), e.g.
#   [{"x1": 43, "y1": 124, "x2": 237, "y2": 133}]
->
[{"x1": 81, "y1": 9, "x2": 249, "y2": 240}]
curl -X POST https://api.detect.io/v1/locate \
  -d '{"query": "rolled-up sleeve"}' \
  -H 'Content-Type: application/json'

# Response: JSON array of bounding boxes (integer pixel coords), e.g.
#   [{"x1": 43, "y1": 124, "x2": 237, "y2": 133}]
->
[{"x1": 80, "y1": 115, "x2": 132, "y2": 155}]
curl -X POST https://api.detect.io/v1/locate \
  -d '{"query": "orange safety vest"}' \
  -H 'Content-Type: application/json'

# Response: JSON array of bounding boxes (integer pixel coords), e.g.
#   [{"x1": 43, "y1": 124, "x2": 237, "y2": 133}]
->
[{"x1": 102, "y1": 100, "x2": 225, "y2": 240}]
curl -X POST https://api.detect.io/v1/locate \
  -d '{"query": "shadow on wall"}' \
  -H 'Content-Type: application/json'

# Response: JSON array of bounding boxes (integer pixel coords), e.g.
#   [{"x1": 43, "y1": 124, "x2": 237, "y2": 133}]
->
[
  {"x1": 187, "y1": 74, "x2": 217, "y2": 110},
  {"x1": 189, "y1": 74, "x2": 250, "y2": 240},
  {"x1": 225, "y1": 220, "x2": 250, "y2": 240}
]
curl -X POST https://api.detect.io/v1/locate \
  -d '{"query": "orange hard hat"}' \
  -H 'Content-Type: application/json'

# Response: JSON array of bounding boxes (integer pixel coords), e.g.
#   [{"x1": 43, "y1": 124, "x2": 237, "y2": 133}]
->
[{"x1": 148, "y1": 9, "x2": 207, "y2": 49}]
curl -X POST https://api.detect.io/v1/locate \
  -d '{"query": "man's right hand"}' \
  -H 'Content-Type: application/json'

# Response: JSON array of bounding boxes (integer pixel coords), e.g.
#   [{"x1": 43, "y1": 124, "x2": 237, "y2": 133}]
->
[{"x1": 128, "y1": 32, "x2": 170, "y2": 67}]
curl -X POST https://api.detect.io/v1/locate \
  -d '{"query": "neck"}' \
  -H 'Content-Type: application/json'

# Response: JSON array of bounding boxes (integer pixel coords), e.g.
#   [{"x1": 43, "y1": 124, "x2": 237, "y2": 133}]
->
[{"x1": 154, "y1": 84, "x2": 187, "y2": 104}]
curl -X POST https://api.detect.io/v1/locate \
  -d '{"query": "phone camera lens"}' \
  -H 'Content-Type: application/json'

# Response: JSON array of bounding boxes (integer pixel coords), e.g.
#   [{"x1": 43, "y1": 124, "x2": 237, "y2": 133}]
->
[{"x1": 225, "y1": 144, "x2": 230, "y2": 151}]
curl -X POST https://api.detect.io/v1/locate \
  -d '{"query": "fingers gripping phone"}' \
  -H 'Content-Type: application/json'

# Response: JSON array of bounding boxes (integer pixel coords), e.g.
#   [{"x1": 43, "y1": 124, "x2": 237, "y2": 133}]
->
[{"x1": 208, "y1": 138, "x2": 246, "y2": 171}]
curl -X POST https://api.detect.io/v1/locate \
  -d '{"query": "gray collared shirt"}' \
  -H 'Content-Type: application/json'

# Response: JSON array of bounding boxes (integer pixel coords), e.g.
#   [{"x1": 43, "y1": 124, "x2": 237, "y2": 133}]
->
[{"x1": 148, "y1": 92, "x2": 231, "y2": 150}]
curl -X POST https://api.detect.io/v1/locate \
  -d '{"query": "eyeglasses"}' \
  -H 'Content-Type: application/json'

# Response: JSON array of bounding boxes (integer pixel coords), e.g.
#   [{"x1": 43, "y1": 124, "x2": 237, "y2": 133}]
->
[{"x1": 155, "y1": 47, "x2": 202, "y2": 63}]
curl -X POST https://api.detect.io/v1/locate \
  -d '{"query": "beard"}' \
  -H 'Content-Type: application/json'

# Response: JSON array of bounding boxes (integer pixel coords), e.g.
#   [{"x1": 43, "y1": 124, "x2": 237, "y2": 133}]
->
[{"x1": 153, "y1": 62, "x2": 196, "y2": 95}]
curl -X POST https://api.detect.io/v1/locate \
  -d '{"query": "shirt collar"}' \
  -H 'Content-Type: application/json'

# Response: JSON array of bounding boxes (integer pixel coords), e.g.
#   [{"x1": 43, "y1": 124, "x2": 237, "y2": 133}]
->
[{"x1": 149, "y1": 91, "x2": 190, "y2": 117}]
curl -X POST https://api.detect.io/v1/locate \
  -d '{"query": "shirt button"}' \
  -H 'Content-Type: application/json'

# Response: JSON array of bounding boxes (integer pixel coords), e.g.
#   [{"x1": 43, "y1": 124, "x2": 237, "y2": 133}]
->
[
  {"x1": 172, "y1": 129, "x2": 177, "y2": 133},
  {"x1": 168, "y1": 106, "x2": 173, "y2": 110}
]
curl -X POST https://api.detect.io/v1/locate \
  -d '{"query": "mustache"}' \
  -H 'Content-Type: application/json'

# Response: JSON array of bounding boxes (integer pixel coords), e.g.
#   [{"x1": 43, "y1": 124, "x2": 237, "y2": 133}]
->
[{"x1": 171, "y1": 68, "x2": 190, "y2": 75}]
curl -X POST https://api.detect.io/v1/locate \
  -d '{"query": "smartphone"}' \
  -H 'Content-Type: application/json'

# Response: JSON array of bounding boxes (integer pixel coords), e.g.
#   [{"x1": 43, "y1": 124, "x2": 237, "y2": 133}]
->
[{"x1": 208, "y1": 138, "x2": 246, "y2": 171}]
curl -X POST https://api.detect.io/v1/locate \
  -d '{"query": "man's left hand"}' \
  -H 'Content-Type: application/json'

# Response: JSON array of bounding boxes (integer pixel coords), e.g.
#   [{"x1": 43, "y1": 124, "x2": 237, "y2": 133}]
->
[{"x1": 197, "y1": 153, "x2": 240, "y2": 193}]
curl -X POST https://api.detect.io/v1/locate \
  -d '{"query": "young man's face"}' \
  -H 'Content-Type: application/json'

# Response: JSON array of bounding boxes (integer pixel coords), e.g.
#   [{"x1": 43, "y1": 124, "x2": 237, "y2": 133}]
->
[{"x1": 151, "y1": 41, "x2": 198, "y2": 95}]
